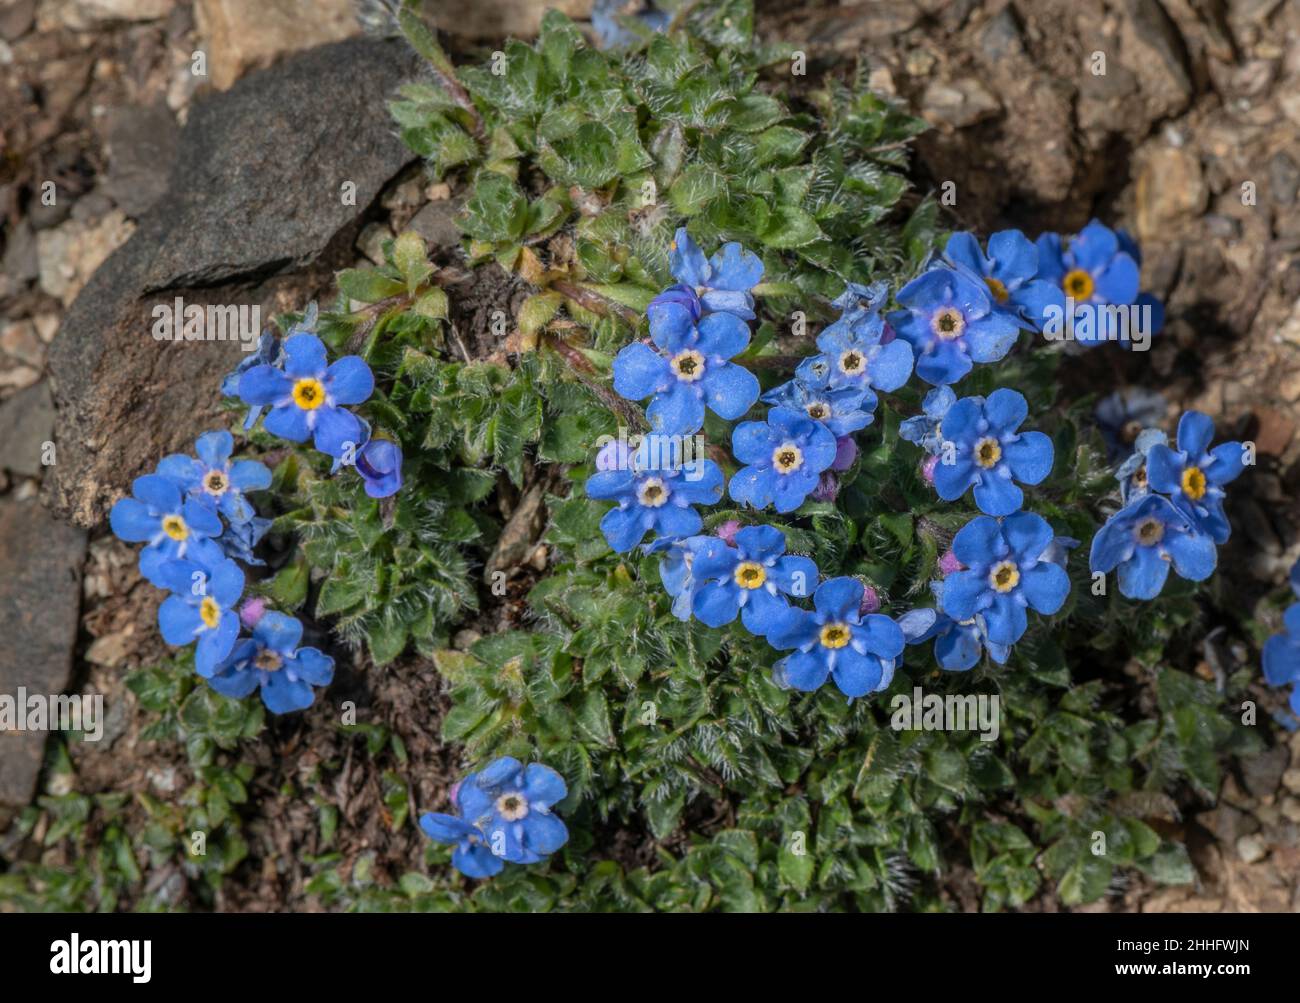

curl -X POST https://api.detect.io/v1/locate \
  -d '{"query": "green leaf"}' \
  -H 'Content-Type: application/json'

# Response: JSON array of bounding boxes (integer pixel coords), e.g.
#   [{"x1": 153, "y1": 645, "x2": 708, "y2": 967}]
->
[
  {"x1": 337, "y1": 269, "x2": 406, "y2": 304},
  {"x1": 669, "y1": 164, "x2": 725, "y2": 216},
  {"x1": 462, "y1": 173, "x2": 528, "y2": 243},
  {"x1": 393, "y1": 231, "x2": 434, "y2": 293},
  {"x1": 759, "y1": 205, "x2": 822, "y2": 248}
]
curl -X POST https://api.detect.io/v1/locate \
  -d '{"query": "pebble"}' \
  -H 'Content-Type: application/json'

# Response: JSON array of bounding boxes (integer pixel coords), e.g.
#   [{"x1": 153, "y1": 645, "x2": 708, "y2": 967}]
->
[{"x1": 1236, "y1": 833, "x2": 1269, "y2": 863}]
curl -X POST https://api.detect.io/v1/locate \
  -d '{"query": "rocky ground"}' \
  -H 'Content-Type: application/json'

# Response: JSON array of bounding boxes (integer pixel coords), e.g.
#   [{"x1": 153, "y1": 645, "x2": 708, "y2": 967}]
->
[{"x1": 1, "y1": 0, "x2": 1298, "y2": 911}]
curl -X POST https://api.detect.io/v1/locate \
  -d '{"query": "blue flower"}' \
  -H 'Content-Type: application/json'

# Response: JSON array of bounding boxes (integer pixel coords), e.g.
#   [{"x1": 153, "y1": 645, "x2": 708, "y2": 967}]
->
[
  {"x1": 585, "y1": 440, "x2": 723, "y2": 552},
  {"x1": 1035, "y1": 220, "x2": 1164, "y2": 347},
  {"x1": 943, "y1": 229, "x2": 1058, "y2": 330},
  {"x1": 1116, "y1": 427, "x2": 1167, "y2": 505},
  {"x1": 766, "y1": 577, "x2": 906, "y2": 698},
  {"x1": 686, "y1": 525, "x2": 819, "y2": 634},
  {"x1": 663, "y1": 227, "x2": 764, "y2": 321},
  {"x1": 898, "y1": 582, "x2": 1010, "y2": 672},
  {"x1": 613, "y1": 307, "x2": 760, "y2": 435},
  {"x1": 1094, "y1": 387, "x2": 1167, "y2": 462},
  {"x1": 797, "y1": 322, "x2": 914, "y2": 405},
  {"x1": 206, "y1": 612, "x2": 335, "y2": 714},
  {"x1": 222, "y1": 331, "x2": 284, "y2": 430},
  {"x1": 155, "y1": 556, "x2": 245, "y2": 673},
  {"x1": 941, "y1": 512, "x2": 1071, "y2": 646},
  {"x1": 887, "y1": 265, "x2": 1022, "y2": 386},
  {"x1": 421, "y1": 757, "x2": 568, "y2": 877},
  {"x1": 1263, "y1": 560, "x2": 1300, "y2": 715},
  {"x1": 356, "y1": 438, "x2": 403, "y2": 498},
  {"x1": 109, "y1": 474, "x2": 225, "y2": 588},
  {"x1": 1089, "y1": 493, "x2": 1217, "y2": 600},
  {"x1": 650, "y1": 534, "x2": 713, "y2": 620},
  {"x1": 760, "y1": 376, "x2": 874, "y2": 437},
  {"x1": 900, "y1": 386, "x2": 957, "y2": 455},
  {"x1": 156, "y1": 430, "x2": 271, "y2": 524},
  {"x1": 933, "y1": 388, "x2": 1054, "y2": 516},
  {"x1": 217, "y1": 514, "x2": 272, "y2": 566},
  {"x1": 238, "y1": 333, "x2": 374, "y2": 457},
  {"x1": 591, "y1": 0, "x2": 669, "y2": 49},
  {"x1": 729, "y1": 406, "x2": 838, "y2": 513},
  {"x1": 1145, "y1": 410, "x2": 1245, "y2": 544}
]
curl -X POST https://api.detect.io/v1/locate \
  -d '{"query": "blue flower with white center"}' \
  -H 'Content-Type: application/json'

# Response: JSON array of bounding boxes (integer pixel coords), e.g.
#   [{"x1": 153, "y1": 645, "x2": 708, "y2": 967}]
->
[
  {"x1": 585, "y1": 440, "x2": 723, "y2": 552},
  {"x1": 798, "y1": 328, "x2": 914, "y2": 403},
  {"x1": 237, "y1": 333, "x2": 374, "y2": 458},
  {"x1": 900, "y1": 385, "x2": 957, "y2": 455},
  {"x1": 1094, "y1": 387, "x2": 1167, "y2": 462},
  {"x1": 1089, "y1": 493, "x2": 1217, "y2": 600},
  {"x1": 1035, "y1": 220, "x2": 1164, "y2": 347},
  {"x1": 217, "y1": 513, "x2": 271, "y2": 566},
  {"x1": 933, "y1": 388, "x2": 1054, "y2": 517},
  {"x1": 613, "y1": 305, "x2": 760, "y2": 436},
  {"x1": 1145, "y1": 410, "x2": 1245, "y2": 545},
  {"x1": 898, "y1": 582, "x2": 1010, "y2": 672},
  {"x1": 222, "y1": 331, "x2": 285, "y2": 430},
  {"x1": 887, "y1": 265, "x2": 1022, "y2": 386},
  {"x1": 155, "y1": 430, "x2": 271, "y2": 525},
  {"x1": 766, "y1": 577, "x2": 906, "y2": 698},
  {"x1": 686, "y1": 525, "x2": 819, "y2": 634},
  {"x1": 205, "y1": 611, "x2": 335, "y2": 714},
  {"x1": 1116, "y1": 428, "x2": 1167, "y2": 505},
  {"x1": 941, "y1": 512, "x2": 1072, "y2": 646},
  {"x1": 155, "y1": 556, "x2": 245, "y2": 673},
  {"x1": 663, "y1": 227, "x2": 764, "y2": 321},
  {"x1": 1263, "y1": 560, "x2": 1300, "y2": 715},
  {"x1": 943, "y1": 229, "x2": 1058, "y2": 331},
  {"x1": 421, "y1": 757, "x2": 568, "y2": 874},
  {"x1": 760, "y1": 376, "x2": 873, "y2": 437},
  {"x1": 729, "y1": 406, "x2": 838, "y2": 513},
  {"x1": 109, "y1": 474, "x2": 225, "y2": 588}
]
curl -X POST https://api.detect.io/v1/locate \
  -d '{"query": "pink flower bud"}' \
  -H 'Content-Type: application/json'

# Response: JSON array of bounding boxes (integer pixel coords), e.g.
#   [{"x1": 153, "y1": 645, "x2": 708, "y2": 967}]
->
[
  {"x1": 858, "y1": 585, "x2": 881, "y2": 615},
  {"x1": 939, "y1": 549, "x2": 964, "y2": 576},
  {"x1": 239, "y1": 597, "x2": 268, "y2": 629},
  {"x1": 921, "y1": 454, "x2": 939, "y2": 484},
  {"x1": 716, "y1": 519, "x2": 742, "y2": 546},
  {"x1": 881, "y1": 321, "x2": 896, "y2": 344},
  {"x1": 831, "y1": 435, "x2": 858, "y2": 472},
  {"x1": 448, "y1": 780, "x2": 462, "y2": 807}
]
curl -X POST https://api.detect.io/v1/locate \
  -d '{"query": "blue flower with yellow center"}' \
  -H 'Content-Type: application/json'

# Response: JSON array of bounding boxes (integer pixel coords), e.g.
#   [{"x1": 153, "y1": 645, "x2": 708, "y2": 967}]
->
[
  {"x1": 933, "y1": 388, "x2": 1054, "y2": 516},
  {"x1": 943, "y1": 229, "x2": 1058, "y2": 331},
  {"x1": 766, "y1": 577, "x2": 906, "y2": 698},
  {"x1": 940, "y1": 512, "x2": 1071, "y2": 646},
  {"x1": 887, "y1": 265, "x2": 1022, "y2": 386},
  {"x1": 156, "y1": 429, "x2": 271, "y2": 525},
  {"x1": 155, "y1": 556, "x2": 245, "y2": 674},
  {"x1": 206, "y1": 611, "x2": 334, "y2": 714},
  {"x1": 222, "y1": 330, "x2": 284, "y2": 430},
  {"x1": 729, "y1": 406, "x2": 838, "y2": 513},
  {"x1": 1145, "y1": 410, "x2": 1244, "y2": 544},
  {"x1": 237, "y1": 332, "x2": 374, "y2": 458},
  {"x1": 1089, "y1": 493, "x2": 1217, "y2": 600},
  {"x1": 760, "y1": 376, "x2": 873, "y2": 437},
  {"x1": 585, "y1": 440, "x2": 724, "y2": 552},
  {"x1": 686, "y1": 526, "x2": 819, "y2": 635},
  {"x1": 109, "y1": 474, "x2": 225, "y2": 588},
  {"x1": 662, "y1": 226, "x2": 764, "y2": 321}
]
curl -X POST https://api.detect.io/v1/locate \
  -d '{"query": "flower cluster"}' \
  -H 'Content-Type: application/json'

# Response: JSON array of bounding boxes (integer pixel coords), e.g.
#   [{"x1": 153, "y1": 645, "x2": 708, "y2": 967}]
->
[
  {"x1": 1089, "y1": 410, "x2": 1246, "y2": 599},
  {"x1": 419, "y1": 757, "x2": 569, "y2": 878}
]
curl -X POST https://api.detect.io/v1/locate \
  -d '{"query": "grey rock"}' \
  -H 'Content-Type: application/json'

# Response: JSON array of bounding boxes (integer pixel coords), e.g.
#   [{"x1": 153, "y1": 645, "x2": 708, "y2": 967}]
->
[
  {"x1": 978, "y1": 5, "x2": 1024, "y2": 62},
  {"x1": 0, "y1": 0, "x2": 35, "y2": 40},
  {"x1": 1235, "y1": 833, "x2": 1268, "y2": 864},
  {"x1": 1, "y1": 220, "x2": 39, "y2": 284},
  {"x1": 47, "y1": 37, "x2": 420, "y2": 528},
  {"x1": 1269, "y1": 152, "x2": 1299, "y2": 207},
  {"x1": 100, "y1": 104, "x2": 180, "y2": 217},
  {"x1": 0, "y1": 496, "x2": 86, "y2": 814},
  {"x1": 0, "y1": 381, "x2": 55, "y2": 478},
  {"x1": 1241, "y1": 745, "x2": 1290, "y2": 799},
  {"x1": 408, "y1": 197, "x2": 465, "y2": 250},
  {"x1": 1122, "y1": 0, "x2": 1194, "y2": 120}
]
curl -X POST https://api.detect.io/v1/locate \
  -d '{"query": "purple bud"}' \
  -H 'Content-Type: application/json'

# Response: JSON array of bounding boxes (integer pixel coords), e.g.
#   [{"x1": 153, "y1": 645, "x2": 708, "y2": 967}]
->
[
  {"x1": 858, "y1": 585, "x2": 881, "y2": 615},
  {"x1": 448, "y1": 780, "x2": 462, "y2": 807},
  {"x1": 831, "y1": 435, "x2": 858, "y2": 472},
  {"x1": 811, "y1": 471, "x2": 839, "y2": 502},
  {"x1": 239, "y1": 597, "x2": 268, "y2": 629},
  {"x1": 881, "y1": 321, "x2": 896, "y2": 344},
  {"x1": 716, "y1": 519, "x2": 742, "y2": 546},
  {"x1": 939, "y1": 549, "x2": 964, "y2": 576},
  {"x1": 921, "y1": 454, "x2": 939, "y2": 484}
]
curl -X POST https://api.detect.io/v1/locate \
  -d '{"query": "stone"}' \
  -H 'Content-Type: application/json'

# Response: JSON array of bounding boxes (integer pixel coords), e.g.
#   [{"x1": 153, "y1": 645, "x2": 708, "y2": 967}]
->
[
  {"x1": 1282, "y1": 766, "x2": 1300, "y2": 794},
  {"x1": 1242, "y1": 744, "x2": 1290, "y2": 798},
  {"x1": 195, "y1": 0, "x2": 360, "y2": 90},
  {"x1": 356, "y1": 221, "x2": 391, "y2": 266},
  {"x1": 1251, "y1": 406, "x2": 1295, "y2": 457},
  {"x1": 1269, "y1": 152, "x2": 1299, "y2": 206},
  {"x1": 920, "y1": 78, "x2": 1002, "y2": 130},
  {"x1": 0, "y1": 497, "x2": 86, "y2": 816},
  {"x1": 36, "y1": 211, "x2": 136, "y2": 306},
  {"x1": 1235, "y1": 833, "x2": 1268, "y2": 864},
  {"x1": 0, "y1": 382, "x2": 55, "y2": 479},
  {"x1": 0, "y1": 0, "x2": 35, "y2": 40},
  {"x1": 0, "y1": 365, "x2": 39, "y2": 393},
  {"x1": 100, "y1": 103, "x2": 179, "y2": 217},
  {"x1": 1, "y1": 320, "x2": 43, "y2": 369},
  {"x1": 44, "y1": 0, "x2": 174, "y2": 30},
  {"x1": 47, "y1": 37, "x2": 421, "y2": 528},
  {"x1": 1120, "y1": 0, "x2": 1193, "y2": 121},
  {"x1": 1135, "y1": 146, "x2": 1206, "y2": 242},
  {"x1": 408, "y1": 197, "x2": 465, "y2": 249},
  {"x1": 1, "y1": 220, "x2": 38, "y2": 285}
]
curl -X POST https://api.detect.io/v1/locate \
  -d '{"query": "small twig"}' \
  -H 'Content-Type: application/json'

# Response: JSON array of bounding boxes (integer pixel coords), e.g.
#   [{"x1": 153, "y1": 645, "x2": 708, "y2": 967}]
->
[
  {"x1": 551, "y1": 280, "x2": 641, "y2": 326},
  {"x1": 542, "y1": 332, "x2": 647, "y2": 431}
]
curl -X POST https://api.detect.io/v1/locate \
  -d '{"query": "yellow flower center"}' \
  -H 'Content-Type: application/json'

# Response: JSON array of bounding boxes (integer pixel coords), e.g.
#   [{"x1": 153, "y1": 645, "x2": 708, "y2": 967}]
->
[
  {"x1": 806, "y1": 402, "x2": 829, "y2": 420},
  {"x1": 292, "y1": 377, "x2": 326, "y2": 410},
  {"x1": 734, "y1": 562, "x2": 767, "y2": 590},
  {"x1": 496, "y1": 793, "x2": 530, "y2": 821},
  {"x1": 199, "y1": 596, "x2": 222, "y2": 630},
  {"x1": 637, "y1": 478, "x2": 669, "y2": 507},
  {"x1": 1062, "y1": 268, "x2": 1094, "y2": 301},
  {"x1": 930, "y1": 307, "x2": 965, "y2": 340},
  {"x1": 671, "y1": 349, "x2": 705, "y2": 382},
  {"x1": 819, "y1": 622, "x2": 851, "y2": 649},
  {"x1": 161, "y1": 515, "x2": 188, "y2": 541},
  {"x1": 772, "y1": 443, "x2": 803, "y2": 474},
  {"x1": 254, "y1": 650, "x2": 283, "y2": 673},
  {"x1": 202, "y1": 470, "x2": 229, "y2": 496},
  {"x1": 975, "y1": 436, "x2": 1002, "y2": 468},
  {"x1": 1180, "y1": 466, "x2": 1207, "y2": 501},
  {"x1": 838, "y1": 349, "x2": 864, "y2": 375},
  {"x1": 984, "y1": 276, "x2": 1009, "y2": 303},
  {"x1": 989, "y1": 560, "x2": 1020, "y2": 593},
  {"x1": 1135, "y1": 516, "x2": 1165, "y2": 547}
]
